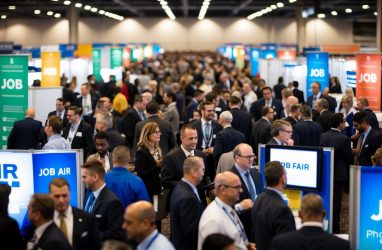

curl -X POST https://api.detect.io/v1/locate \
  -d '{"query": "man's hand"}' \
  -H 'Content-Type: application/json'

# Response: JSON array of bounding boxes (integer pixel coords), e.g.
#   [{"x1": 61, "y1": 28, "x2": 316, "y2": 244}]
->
[{"x1": 239, "y1": 199, "x2": 254, "y2": 210}]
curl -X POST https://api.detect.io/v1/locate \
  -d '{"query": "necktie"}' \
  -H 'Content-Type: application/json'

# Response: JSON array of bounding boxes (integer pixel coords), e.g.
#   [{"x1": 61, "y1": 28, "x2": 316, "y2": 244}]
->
[
  {"x1": 85, "y1": 193, "x2": 95, "y2": 213},
  {"x1": 312, "y1": 95, "x2": 317, "y2": 109},
  {"x1": 140, "y1": 111, "x2": 145, "y2": 121},
  {"x1": 204, "y1": 122, "x2": 211, "y2": 147},
  {"x1": 57, "y1": 111, "x2": 62, "y2": 118},
  {"x1": 83, "y1": 96, "x2": 89, "y2": 113},
  {"x1": 244, "y1": 171, "x2": 257, "y2": 201},
  {"x1": 70, "y1": 124, "x2": 76, "y2": 132},
  {"x1": 230, "y1": 209, "x2": 248, "y2": 244},
  {"x1": 27, "y1": 233, "x2": 37, "y2": 250},
  {"x1": 355, "y1": 133, "x2": 365, "y2": 165},
  {"x1": 59, "y1": 213, "x2": 68, "y2": 240}
]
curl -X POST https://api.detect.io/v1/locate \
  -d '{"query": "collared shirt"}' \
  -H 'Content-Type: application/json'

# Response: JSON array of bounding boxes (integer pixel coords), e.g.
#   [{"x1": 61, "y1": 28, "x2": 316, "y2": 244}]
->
[
  {"x1": 331, "y1": 128, "x2": 341, "y2": 132},
  {"x1": 181, "y1": 144, "x2": 194, "y2": 157},
  {"x1": 267, "y1": 187, "x2": 284, "y2": 200},
  {"x1": 181, "y1": 178, "x2": 201, "y2": 201},
  {"x1": 82, "y1": 95, "x2": 92, "y2": 115},
  {"x1": 137, "y1": 229, "x2": 175, "y2": 250},
  {"x1": 272, "y1": 137, "x2": 283, "y2": 145},
  {"x1": 93, "y1": 183, "x2": 106, "y2": 200},
  {"x1": 89, "y1": 152, "x2": 111, "y2": 172},
  {"x1": 223, "y1": 125, "x2": 232, "y2": 129},
  {"x1": 234, "y1": 165, "x2": 257, "y2": 199},
  {"x1": 363, "y1": 126, "x2": 372, "y2": 145},
  {"x1": 302, "y1": 221, "x2": 324, "y2": 229},
  {"x1": 68, "y1": 121, "x2": 81, "y2": 143},
  {"x1": 54, "y1": 206, "x2": 73, "y2": 246},
  {"x1": 201, "y1": 118, "x2": 212, "y2": 148},
  {"x1": 43, "y1": 134, "x2": 71, "y2": 150},
  {"x1": 34, "y1": 221, "x2": 53, "y2": 244}
]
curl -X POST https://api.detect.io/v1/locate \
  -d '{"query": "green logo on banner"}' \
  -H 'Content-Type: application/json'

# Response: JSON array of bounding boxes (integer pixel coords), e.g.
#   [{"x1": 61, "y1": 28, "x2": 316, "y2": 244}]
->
[
  {"x1": 110, "y1": 48, "x2": 123, "y2": 69},
  {"x1": 0, "y1": 55, "x2": 28, "y2": 149},
  {"x1": 92, "y1": 48, "x2": 101, "y2": 82}
]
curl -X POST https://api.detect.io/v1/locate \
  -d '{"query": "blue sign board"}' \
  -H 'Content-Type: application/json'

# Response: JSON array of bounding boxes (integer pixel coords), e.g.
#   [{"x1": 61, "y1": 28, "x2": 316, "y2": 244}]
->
[
  {"x1": 261, "y1": 49, "x2": 277, "y2": 59},
  {"x1": 250, "y1": 48, "x2": 261, "y2": 76},
  {"x1": 306, "y1": 52, "x2": 329, "y2": 97}
]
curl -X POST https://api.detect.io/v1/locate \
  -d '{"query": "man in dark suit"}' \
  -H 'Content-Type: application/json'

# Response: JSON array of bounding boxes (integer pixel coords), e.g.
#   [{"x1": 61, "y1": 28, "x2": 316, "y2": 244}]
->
[
  {"x1": 133, "y1": 101, "x2": 176, "y2": 158},
  {"x1": 27, "y1": 194, "x2": 72, "y2": 250},
  {"x1": 121, "y1": 71, "x2": 139, "y2": 106},
  {"x1": 95, "y1": 112, "x2": 124, "y2": 152},
  {"x1": 170, "y1": 156, "x2": 206, "y2": 250},
  {"x1": 273, "y1": 76, "x2": 286, "y2": 100},
  {"x1": 292, "y1": 81, "x2": 304, "y2": 104},
  {"x1": 161, "y1": 124, "x2": 211, "y2": 207},
  {"x1": 250, "y1": 86, "x2": 284, "y2": 121},
  {"x1": 293, "y1": 105, "x2": 322, "y2": 147},
  {"x1": 353, "y1": 112, "x2": 382, "y2": 166},
  {"x1": 184, "y1": 89, "x2": 204, "y2": 124},
  {"x1": 230, "y1": 143, "x2": 264, "y2": 242},
  {"x1": 307, "y1": 81, "x2": 336, "y2": 113},
  {"x1": 76, "y1": 83, "x2": 98, "y2": 116},
  {"x1": 48, "y1": 97, "x2": 68, "y2": 128},
  {"x1": 191, "y1": 101, "x2": 222, "y2": 180},
  {"x1": 7, "y1": 108, "x2": 43, "y2": 149},
  {"x1": 229, "y1": 96, "x2": 252, "y2": 142},
  {"x1": 283, "y1": 103, "x2": 300, "y2": 126},
  {"x1": 271, "y1": 193, "x2": 350, "y2": 250},
  {"x1": 121, "y1": 95, "x2": 147, "y2": 149},
  {"x1": 320, "y1": 113, "x2": 353, "y2": 234},
  {"x1": 315, "y1": 98, "x2": 334, "y2": 133},
  {"x1": 357, "y1": 97, "x2": 379, "y2": 129},
  {"x1": 267, "y1": 120, "x2": 294, "y2": 146},
  {"x1": 62, "y1": 106, "x2": 94, "y2": 158},
  {"x1": 213, "y1": 111, "x2": 245, "y2": 165},
  {"x1": 81, "y1": 160, "x2": 125, "y2": 241},
  {"x1": 252, "y1": 161, "x2": 296, "y2": 250},
  {"x1": 250, "y1": 106, "x2": 274, "y2": 155},
  {"x1": 49, "y1": 178, "x2": 101, "y2": 250}
]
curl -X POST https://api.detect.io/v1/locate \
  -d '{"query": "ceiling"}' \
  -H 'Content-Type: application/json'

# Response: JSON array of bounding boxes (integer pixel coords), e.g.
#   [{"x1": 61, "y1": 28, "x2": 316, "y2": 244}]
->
[{"x1": 0, "y1": 0, "x2": 377, "y2": 21}]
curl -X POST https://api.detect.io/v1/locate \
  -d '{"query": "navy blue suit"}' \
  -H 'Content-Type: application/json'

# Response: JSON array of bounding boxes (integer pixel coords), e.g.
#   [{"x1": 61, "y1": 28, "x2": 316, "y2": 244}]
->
[
  {"x1": 250, "y1": 98, "x2": 284, "y2": 121},
  {"x1": 363, "y1": 108, "x2": 379, "y2": 129},
  {"x1": 72, "y1": 207, "x2": 102, "y2": 250},
  {"x1": 7, "y1": 118, "x2": 42, "y2": 149},
  {"x1": 32, "y1": 223, "x2": 72, "y2": 250},
  {"x1": 355, "y1": 128, "x2": 382, "y2": 166},
  {"x1": 122, "y1": 107, "x2": 142, "y2": 148},
  {"x1": 250, "y1": 118, "x2": 272, "y2": 155},
  {"x1": 293, "y1": 120, "x2": 322, "y2": 147},
  {"x1": 184, "y1": 99, "x2": 198, "y2": 123},
  {"x1": 213, "y1": 126, "x2": 245, "y2": 165},
  {"x1": 230, "y1": 107, "x2": 252, "y2": 142}
]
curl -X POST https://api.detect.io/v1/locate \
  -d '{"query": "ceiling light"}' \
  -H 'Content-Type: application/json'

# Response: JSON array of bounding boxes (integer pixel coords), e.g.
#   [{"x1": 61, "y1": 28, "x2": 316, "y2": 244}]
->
[
  {"x1": 63, "y1": 1, "x2": 71, "y2": 5},
  {"x1": 54, "y1": 13, "x2": 61, "y2": 18},
  {"x1": 271, "y1": 5, "x2": 277, "y2": 10},
  {"x1": 99, "y1": 10, "x2": 105, "y2": 14},
  {"x1": 266, "y1": 7, "x2": 272, "y2": 12},
  {"x1": 362, "y1": 5, "x2": 370, "y2": 10},
  {"x1": 331, "y1": 11, "x2": 337, "y2": 16},
  {"x1": 159, "y1": 0, "x2": 176, "y2": 20},
  {"x1": 317, "y1": 13, "x2": 325, "y2": 18},
  {"x1": 84, "y1": 5, "x2": 91, "y2": 10},
  {"x1": 75, "y1": 3, "x2": 82, "y2": 8},
  {"x1": 375, "y1": 12, "x2": 378, "y2": 16},
  {"x1": 34, "y1": 10, "x2": 41, "y2": 14},
  {"x1": 289, "y1": 0, "x2": 297, "y2": 2},
  {"x1": 276, "y1": 2, "x2": 284, "y2": 8},
  {"x1": 1, "y1": 15, "x2": 6, "y2": 19},
  {"x1": 345, "y1": 8, "x2": 352, "y2": 13},
  {"x1": 9, "y1": 6, "x2": 16, "y2": 10},
  {"x1": 91, "y1": 7, "x2": 98, "y2": 12},
  {"x1": 51, "y1": 0, "x2": 58, "y2": 1},
  {"x1": 47, "y1": 11, "x2": 54, "y2": 16}
]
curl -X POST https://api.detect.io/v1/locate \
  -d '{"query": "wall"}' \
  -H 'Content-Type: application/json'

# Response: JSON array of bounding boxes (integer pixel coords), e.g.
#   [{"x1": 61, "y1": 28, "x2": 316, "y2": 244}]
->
[{"x1": 0, "y1": 17, "x2": 353, "y2": 50}]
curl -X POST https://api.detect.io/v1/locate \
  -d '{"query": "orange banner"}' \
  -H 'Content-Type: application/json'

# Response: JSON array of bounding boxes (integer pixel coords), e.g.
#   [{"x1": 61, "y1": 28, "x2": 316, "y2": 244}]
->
[
  {"x1": 75, "y1": 44, "x2": 92, "y2": 58},
  {"x1": 321, "y1": 44, "x2": 360, "y2": 54},
  {"x1": 277, "y1": 50, "x2": 296, "y2": 60},
  {"x1": 123, "y1": 47, "x2": 131, "y2": 68},
  {"x1": 41, "y1": 51, "x2": 61, "y2": 87},
  {"x1": 356, "y1": 53, "x2": 382, "y2": 111}
]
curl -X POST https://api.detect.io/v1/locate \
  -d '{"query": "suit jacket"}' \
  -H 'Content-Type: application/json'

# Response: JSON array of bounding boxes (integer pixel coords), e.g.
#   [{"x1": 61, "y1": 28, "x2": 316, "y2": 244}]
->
[
  {"x1": 252, "y1": 189, "x2": 296, "y2": 250},
  {"x1": 32, "y1": 222, "x2": 72, "y2": 250},
  {"x1": 283, "y1": 116, "x2": 298, "y2": 126},
  {"x1": 135, "y1": 146, "x2": 162, "y2": 198},
  {"x1": 48, "y1": 110, "x2": 68, "y2": 128},
  {"x1": 292, "y1": 88, "x2": 304, "y2": 104},
  {"x1": 293, "y1": 120, "x2": 322, "y2": 147},
  {"x1": 164, "y1": 103, "x2": 181, "y2": 137},
  {"x1": 7, "y1": 118, "x2": 42, "y2": 149},
  {"x1": 0, "y1": 216, "x2": 23, "y2": 250},
  {"x1": 122, "y1": 107, "x2": 142, "y2": 148},
  {"x1": 62, "y1": 120, "x2": 94, "y2": 157},
  {"x1": 105, "y1": 128, "x2": 124, "y2": 151},
  {"x1": 271, "y1": 226, "x2": 350, "y2": 250},
  {"x1": 356, "y1": 128, "x2": 382, "y2": 166},
  {"x1": 192, "y1": 119, "x2": 222, "y2": 150},
  {"x1": 184, "y1": 99, "x2": 198, "y2": 123},
  {"x1": 250, "y1": 118, "x2": 272, "y2": 155},
  {"x1": 267, "y1": 137, "x2": 281, "y2": 145},
  {"x1": 75, "y1": 94, "x2": 97, "y2": 112},
  {"x1": 273, "y1": 83, "x2": 286, "y2": 100},
  {"x1": 320, "y1": 129, "x2": 353, "y2": 181},
  {"x1": 213, "y1": 126, "x2": 245, "y2": 164},
  {"x1": 170, "y1": 181, "x2": 205, "y2": 250},
  {"x1": 230, "y1": 166, "x2": 265, "y2": 242},
  {"x1": 307, "y1": 94, "x2": 336, "y2": 113},
  {"x1": 133, "y1": 114, "x2": 176, "y2": 158},
  {"x1": 230, "y1": 107, "x2": 252, "y2": 142},
  {"x1": 84, "y1": 186, "x2": 125, "y2": 241},
  {"x1": 250, "y1": 98, "x2": 284, "y2": 121},
  {"x1": 363, "y1": 108, "x2": 380, "y2": 129},
  {"x1": 316, "y1": 110, "x2": 334, "y2": 133},
  {"x1": 72, "y1": 207, "x2": 102, "y2": 250}
]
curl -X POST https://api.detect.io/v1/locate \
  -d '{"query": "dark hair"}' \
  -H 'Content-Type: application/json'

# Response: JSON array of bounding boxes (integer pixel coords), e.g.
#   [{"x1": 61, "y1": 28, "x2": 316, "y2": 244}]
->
[
  {"x1": 94, "y1": 131, "x2": 110, "y2": 143},
  {"x1": 29, "y1": 194, "x2": 55, "y2": 220},
  {"x1": 134, "y1": 95, "x2": 144, "y2": 104},
  {"x1": 146, "y1": 101, "x2": 159, "y2": 114},
  {"x1": 81, "y1": 160, "x2": 106, "y2": 180},
  {"x1": 229, "y1": 96, "x2": 242, "y2": 106},
  {"x1": 265, "y1": 161, "x2": 284, "y2": 187},
  {"x1": 262, "y1": 86, "x2": 272, "y2": 93},
  {"x1": 353, "y1": 111, "x2": 370, "y2": 125},
  {"x1": 49, "y1": 178, "x2": 70, "y2": 192},
  {"x1": 46, "y1": 116, "x2": 62, "y2": 134},
  {"x1": 164, "y1": 91, "x2": 177, "y2": 102},
  {"x1": 193, "y1": 89, "x2": 204, "y2": 98},
  {"x1": 261, "y1": 106, "x2": 272, "y2": 117},
  {"x1": 202, "y1": 233, "x2": 234, "y2": 250},
  {"x1": 87, "y1": 74, "x2": 94, "y2": 81},
  {"x1": 290, "y1": 104, "x2": 300, "y2": 113},
  {"x1": 0, "y1": 184, "x2": 11, "y2": 217},
  {"x1": 180, "y1": 124, "x2": 197, "y2": 137},
  {"x1": 56, "y1": 97, "x2": 65, "y2": 104},
  {"x1": 200, "y1": 101, "x2": 214, "y2": 110},
  {"x1": 292, "y1": 81, "x2": 299, "y2": 88},
  {"x1": 300, "y1": 105, "x2": 312, "y2": 118},
  {"x1": 205, "y1": 91, "x2": 219, "y2": 102},
  {"x1": 68, "y1": 106, "x2": 82, "y2": 116},
  {"x1": 331, "y1": 113, "x2": 344, "y2": 128}
]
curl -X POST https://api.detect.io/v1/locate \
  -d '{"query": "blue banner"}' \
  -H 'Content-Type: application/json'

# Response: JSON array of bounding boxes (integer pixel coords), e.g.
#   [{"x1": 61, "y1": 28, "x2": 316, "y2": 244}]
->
[
  {"x1": 250, "y1": 48, "x2": 261, "y2": 76},
  {"x1": 358, "y1": 167, "x2": 382, "y2": 249},
  {"x1": 306, "y1": 52, "x2": 329, "y2": 97}
]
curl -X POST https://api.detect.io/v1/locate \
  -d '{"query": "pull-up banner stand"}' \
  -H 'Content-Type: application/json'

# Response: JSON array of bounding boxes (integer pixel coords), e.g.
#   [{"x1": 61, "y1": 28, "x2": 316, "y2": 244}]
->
[{"x1": 306, "y1": 52, "x2": 329, "y2": 97}]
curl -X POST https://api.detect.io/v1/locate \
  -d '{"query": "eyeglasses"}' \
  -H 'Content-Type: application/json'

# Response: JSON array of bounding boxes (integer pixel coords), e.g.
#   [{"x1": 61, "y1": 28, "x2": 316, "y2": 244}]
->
[
  {"x1": 239, "y1": 155, "x2": 255, "y2": 159},
  {"x1": 221, "y1": 184, "x2": 242, "y2": 190},
  {"x1": 67, "y1": 114, "x2": 77, "y2": 117},
  {"x1": 281, "y1": 129, "x2": 293, "y2": 134}
]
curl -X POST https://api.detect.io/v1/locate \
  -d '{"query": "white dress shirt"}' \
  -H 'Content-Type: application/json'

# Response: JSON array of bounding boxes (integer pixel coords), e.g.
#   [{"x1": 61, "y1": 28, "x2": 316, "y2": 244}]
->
[{"x1": 54, "y1": 206, "x2": 74, "y2": 246}]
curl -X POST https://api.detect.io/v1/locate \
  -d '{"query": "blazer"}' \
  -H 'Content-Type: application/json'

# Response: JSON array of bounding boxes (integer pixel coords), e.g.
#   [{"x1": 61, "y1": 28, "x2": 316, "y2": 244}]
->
[
  {"x1": 250, "y1": 118, "x2": 272, "y2": 155},
  {"x1": 283, "y1": 116, "x2": 298, "y2": 126},
  {"x1": 122, "y1": 107, "x2": 142, "y2": 148},
  {"x1": 271, "y1": 226, "x2": 350, "y2": 250},
  {"x1": 316, "y1": 110, "x2": 335, "y2": 133},
  {"x1": 72, "y1": 207, "x2": 102, "y2": 250},
  {"x1": 293, "y1": 120, "x2": 322, "y2": 147},
  {"x1": 267, "y1": 137, "x2": 281, "y2": 145},
  {"x1": 363, "y1": 108, "x2": 380, "y2": 129},
  {"x1": 230, "y1": 166, "x2": 264, "y2": 242},
  {"x1": 252, "y1": 189, "x2": 296, "y2": 250},
  {"x1": 191, "y1": 119, "x2": 222, "y2": 150},
  {"x1": 7, "y1": 118, "x2": 42, "y2": 149},
  {"x1": 164, "y1": 103, "x2": 181, "y2": 137},
  {"x1": 273, "y1": 83, "x2": 286, "y2": 100},
  {"x1": 135, "y1": 146, "x2": 162, "y2": 198},
  {"x1": 356, "y1": 128, "x2": 382, "y2": 166},
  {"x1": 75, "y1": 94, "x2": 98, "y2": 111},
  {"x1": 84, "y1": 186, "x2": 125, "y2": 241},
  {"x1": 292, "y1": 88, "x2": 304, "y2": 104},
  {"x1": 320, "y1": 129, "x2": 353, "y2": 181},
  {"x1": 62, "y1": 120, "x2": 94, "y2": 157},
  {"x1": 105, "y1": 128, "x2": 125, "y2": 151},
  {"x1": 230, "y1": 107, "x2": 252, "y2": 142},
  {"x1": 250, "y1": 98, "x2": 284, "y2": 121},
  {"x1": 184, "y1": 99, "x2": 198, "y2": 123},
  {"x1": 213, "y1": 127, "x2": 246, "y2": 165},
  {"x1": 32, "y1": 222, "x2": 72, "y2": 250},
  {"x1": 307, "y1": 94, "x2": 337, "y2": 113},
  {"x1": 170, "y1": 181, "x2": 205, "y2": 250},
  {"x1": 48, "y1": 110, "x2": 68, "y2": 128}
]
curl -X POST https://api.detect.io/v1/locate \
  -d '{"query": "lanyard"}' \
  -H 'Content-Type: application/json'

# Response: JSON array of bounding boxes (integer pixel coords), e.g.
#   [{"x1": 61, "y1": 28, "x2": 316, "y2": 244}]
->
[{"x1": 145, "y1": 231, "x2": 159, "y2": 250}]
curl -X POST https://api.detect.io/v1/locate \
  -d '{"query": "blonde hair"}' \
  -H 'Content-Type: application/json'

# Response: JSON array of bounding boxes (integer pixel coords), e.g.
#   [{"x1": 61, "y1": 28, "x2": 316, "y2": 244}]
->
[{"x1": 137, "y1": 122, "x2": 162, "y2": 156}]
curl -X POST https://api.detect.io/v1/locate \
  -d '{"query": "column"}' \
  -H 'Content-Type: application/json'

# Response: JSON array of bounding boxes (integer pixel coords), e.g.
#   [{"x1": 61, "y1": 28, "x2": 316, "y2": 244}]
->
[
  {"x1": 296, "y1": 7, "x2": 305, "y2": 53},
  {"x1": 377, "y1": 0, "x2": 382, "y2": 52},
  {"x1": 68, "y1": 6, "x2": 79, "y2": 44}
]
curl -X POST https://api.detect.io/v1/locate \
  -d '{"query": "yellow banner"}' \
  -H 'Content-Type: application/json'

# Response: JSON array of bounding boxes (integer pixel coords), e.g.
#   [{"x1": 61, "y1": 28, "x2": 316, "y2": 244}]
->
[
  {"x1": 41, "y1": 51, "x2": 61, "y2": 87},
  {"x1": 75, "y1": 44, "x2": 93, "y2": 58},
  {"x1": 235, "y1": 46, "x2": 245, "y2": 69}
]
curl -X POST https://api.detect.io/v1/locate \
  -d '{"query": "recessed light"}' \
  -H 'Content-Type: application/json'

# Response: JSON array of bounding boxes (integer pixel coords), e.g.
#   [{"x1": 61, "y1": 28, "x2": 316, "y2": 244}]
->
[
  {"x1": 1, "y1": 15, "x2": 7, "y2": 19},
  {"x1": 63, "y1": 1, "x2": 71, "y2": 5},
  {"x1": 99, "y1": 10, "x2": 105, "y2": 14},
  {"x1": 75, "y1": 3, "x2": 82, "y2": 8},
  {"x1": 47, "y1": 11, "x2": 54, "y2": 16},
  {"x1": 9, "y1": 6, "x2": 16, "y2": 10},
  {"x1": 34, "y1": 10, "x2": 41, "y2": 14},
  {"x1": 271, "y1": 5, "x2": 277, "y2": 10},
  {"x1": 91, "y1": 7, "x2": 98, "y2": 12},
  {"x1": 375, "y1": 12, "x2": 378, "y2": 16},
  {"x1": 362, "y1": 5, "x2": 370, "y2": 10},
  {"x1": 54, "y1": 13, "x2": 61, "y2": 18},
  {"x1": 317, "y1": 13, "x2": 326, "y2": 18},
  {"x1": 331, "y1": 11, "x2": 338, "y2": 16},
  {"x1": 345, "y1": 8, "x2": 352, "y2": 13},
  {"x1": 276, "y1": 2, "x2": 284, "y2": 8},
  {"x1": 84, "y1": 5, "x2": 91, "y2": 10}
]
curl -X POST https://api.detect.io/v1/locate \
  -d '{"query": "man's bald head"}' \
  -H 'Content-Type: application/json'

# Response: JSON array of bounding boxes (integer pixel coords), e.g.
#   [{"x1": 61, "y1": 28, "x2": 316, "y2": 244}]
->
[
  {"x1": 214, "y1": 171, "x2": 239, "y2": 190},
  {"x1": 127, "y1": 201, "x2": 156, "y2": 222},
  {"x1": 214, "y1": 172, "x2": 242, "y2": 206},
  {"x1": 299, "y1": 193, "x2": 325, "y2": 222},
  {"x1": 25, "y1": 108, "x2": 36, "y2": 119}
]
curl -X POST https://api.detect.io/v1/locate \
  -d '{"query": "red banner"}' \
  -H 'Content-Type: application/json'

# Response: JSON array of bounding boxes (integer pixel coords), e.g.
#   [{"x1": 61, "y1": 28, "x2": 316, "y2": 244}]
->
[
  {"x1": 356, "y1": 54, "x2": 382, "y2": 111},
  {"x1": 277, "y1": 50, "x2": 296, "y2": 60}
]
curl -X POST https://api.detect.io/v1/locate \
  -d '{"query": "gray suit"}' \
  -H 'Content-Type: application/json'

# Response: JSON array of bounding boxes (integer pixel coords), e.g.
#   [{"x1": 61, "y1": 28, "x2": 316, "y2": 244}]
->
[{"x1": 164, "y1": 103, "x2": 180, "y2": 138}]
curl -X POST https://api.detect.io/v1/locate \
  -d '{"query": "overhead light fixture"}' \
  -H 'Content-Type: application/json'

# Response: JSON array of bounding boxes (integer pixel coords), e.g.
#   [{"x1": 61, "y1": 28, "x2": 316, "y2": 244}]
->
[
  {"x1": 331, "y1": 11, "x2": 337, "y2": 16},
  {"x1": 84, "y1": 5, "x2": 92, "y2": 10},
  {"x1": 99, "y1": 10, "x2": 105, "y2": 15},
  {"x1": 362, "y1": 5, "x2": 370, "y2": 10},
  {"x1": 198, "y1": 0, "x2": 211, "y2": 20},
  {"x1": 75, "y1": 3, "x2": 82, "y2": 8},
  {"x1": 276, "y1": 2, "x2": 284, "y2": 8},
  {"x1": 63, "y1": 1, "x2": 71, "y2": 5},
  {"x1": 1, "y1": 15, "x2": 7, "y2": 19},
  {"x1": 91, "y1": 7, "x2": 98, "y2": 12},
  {"x1": 47, "y1": 11, "x2": 54, "y2": 16},
  {"x1": 375, "y1": 12, "x2": 378, "y2": 16},
  {"x1": 289, "y1": 0, "x2": 297, "y2": 3},
  {"x1": 270, "y1": 5, "x2": 277, "y2": 10},
  {"x1": 9, "y1": 6, "x2": 16, "y2": 10},
  {"x1": 158, "y1": 0, "x2": 176, "y2": 20},
  {"x1": 317, "y1": 13, "x2": 325, "y2": 18},
  {"x1": 34, "y1": 9, "x2": 41, "y2": 14},
  {"x1": 345, "y1": 8, "x2": 352, "y2": 13},
  {"x1": 54, "y1": 13, "x2": 61, "y2": 18}
]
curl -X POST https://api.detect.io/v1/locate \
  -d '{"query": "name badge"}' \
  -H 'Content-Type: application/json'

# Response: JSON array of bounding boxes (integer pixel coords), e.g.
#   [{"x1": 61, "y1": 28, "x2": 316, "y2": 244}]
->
[
  {"x1": 215, "y1": 107, "x2": 222, "y2": 112},
  {"x1": 213, "y1": 134, "x2": 216, "y2": 139},
  {"x1": 76, "y1": 132, "x2": 83, "y2": 137}
]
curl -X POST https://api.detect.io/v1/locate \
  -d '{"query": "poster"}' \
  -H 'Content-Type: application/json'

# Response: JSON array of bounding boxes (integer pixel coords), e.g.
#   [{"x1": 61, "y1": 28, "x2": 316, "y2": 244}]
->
[
  {"x1": 306, "y1": 52, "x2": 329, "y2": 97},
  {"x1": 92, "y1": 48, "x2": 101, "y2": 82},
  {"x1": 41, "y1": 51, "x2": 61, "y2": 87},
  {"x1": 110, "y1": 48, "x2": 123, "y2": 69}
]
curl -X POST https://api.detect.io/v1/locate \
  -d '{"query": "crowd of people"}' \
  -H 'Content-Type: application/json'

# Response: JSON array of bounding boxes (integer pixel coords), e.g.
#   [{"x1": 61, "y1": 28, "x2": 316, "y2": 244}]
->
[{"x1": 5, "y1": 51, "x2": 379, "y2": 250}]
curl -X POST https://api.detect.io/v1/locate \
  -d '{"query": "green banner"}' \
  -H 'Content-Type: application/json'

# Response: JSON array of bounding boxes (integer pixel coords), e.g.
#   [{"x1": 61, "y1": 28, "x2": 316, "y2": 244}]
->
[
  {"x1": 92, "y1": 48, "x2": 101, "y2": 82},
  {"x1": 110, "y1": 48, "x2": 123, "y2": 69},
  {"x1": 0, "y1": 55, "x2": 28, "y2": 149}
]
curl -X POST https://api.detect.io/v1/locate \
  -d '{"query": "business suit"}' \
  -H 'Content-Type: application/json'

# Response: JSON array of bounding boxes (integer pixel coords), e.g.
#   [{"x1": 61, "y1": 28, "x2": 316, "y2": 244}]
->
[
  {"x1": 48, "y1": 110, "x2": 68, "y2": 128},
  {"x1": 292, "y1": 88, "x2": 304, "y2": 104},
  {"x1": 250, "y1": 118, "x2": 272, "y2": 155},
  {"x1": 307, "y1": 94, "x2": 337, "y2": 113},
  {"x1": 84, "y1": 186, "x2": 125, "y2": 241},
  {"x1": 271, "y1": 226, "x2": 350, "y2": 250},
  {"x1": 267, "y1": 137, "x2": 281, "y2": 145},
  {"x1": 273, "y1": 83, "x2": 286, "y2": 100},
  {"x1": 32, "y1": 222, "x2": 72, "y2": 250},
  {"x1": 164, "y1": 103, "x2": 181, "y2": 138},
  {"x1": 316, "y1": 110, "x2": 335, "y2": 133},
  {"x1": 62, "y1": 120, "x2": 94, "y2": 158},
  {"x1": 170, "y1": 180, "x2": 205, "y2": 250},
  {"x1": 355, "y1": 128, "x2": 382, "y2": 166},
  {"x1": 75, "y1": 94, "x2": 98, "y2": 113},
  {"x1": 105, "y1": 128, "x2": 124, "y2": 151},
  {"x1": 230, "y1": 166, "x2": 264, "y2": 242},
  {"x1": 283, "y1": 116, "x2": 298, "y2": 126},
  {"x1": 121, "y1": 107, "x2": 143, "y2": 148},
  {"x1": 250, "y1": 98, "x2": 284, "y2": 121},
  {"x1": 320, "y1": 129, "x2": 353, "y2": 233},
  {"x1": 252, "y1": 189, "x2": 296, "y2": 250},
  {"x1": 293, "y1": 120, "x2": 322, "y2": 147},
  {"x1": 230, "y1": 107, "x2": 252, "y2": 142},
  {"x1": 363, "y1": 108, "x2": 379, "y2": 129},
  {"x1": 71, "y1": 207, "x2": 102, "y2": 250},
  {"x1": 0, "y1": 216, "x2": 23, "y2": 250},
  {"x1": 213, "y1": 126, "x2": 245, "y2": 165},
  {"x1": 184, "y1": 99, "x2": 198, "y2": 123},
  {"x1": 133, "y1": 114, "x2": 176, "y2": 158},
  {"x1": 7, "y1": 117, "x2": 43, "y2": 149}
]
